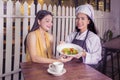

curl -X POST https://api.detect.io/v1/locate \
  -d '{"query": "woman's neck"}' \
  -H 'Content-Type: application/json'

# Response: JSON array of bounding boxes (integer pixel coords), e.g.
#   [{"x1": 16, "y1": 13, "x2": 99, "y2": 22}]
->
[
  {"x1": 80, "y1": 28, "x2": 88, "y2": 33},
  {"x1": 39, "y1": 27, "x2": 46, "y2": 34}
]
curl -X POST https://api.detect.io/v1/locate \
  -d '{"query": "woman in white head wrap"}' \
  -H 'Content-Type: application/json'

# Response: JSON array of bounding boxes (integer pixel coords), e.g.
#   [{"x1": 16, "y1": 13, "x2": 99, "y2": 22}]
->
[{"x1": 65, "y1": 4, "x2": 102, "y2": 69}]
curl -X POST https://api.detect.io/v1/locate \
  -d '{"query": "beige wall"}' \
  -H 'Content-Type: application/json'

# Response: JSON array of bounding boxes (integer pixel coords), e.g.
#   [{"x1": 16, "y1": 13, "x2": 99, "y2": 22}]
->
[{"x1": 111, "y1": 0, "x2": 120, "y2": 36}]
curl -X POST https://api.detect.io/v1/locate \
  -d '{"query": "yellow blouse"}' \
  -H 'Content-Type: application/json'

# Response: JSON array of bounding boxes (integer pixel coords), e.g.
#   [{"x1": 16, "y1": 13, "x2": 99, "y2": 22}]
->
[{"x1": 26, "y1": 29, "x2": 52, "y2": 62}]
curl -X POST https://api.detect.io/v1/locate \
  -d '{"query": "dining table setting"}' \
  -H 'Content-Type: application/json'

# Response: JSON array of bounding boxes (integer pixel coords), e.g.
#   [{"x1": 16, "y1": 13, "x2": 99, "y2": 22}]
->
[{"x1": 20, "y1": 58, "x2": 112, "y2": 80}]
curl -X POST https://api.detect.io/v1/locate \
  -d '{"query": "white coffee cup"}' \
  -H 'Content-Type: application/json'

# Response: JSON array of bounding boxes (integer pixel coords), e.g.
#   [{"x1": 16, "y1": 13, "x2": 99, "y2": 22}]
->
[{"x1": 49, "y1": 62, "x2": 64, "y2": 73}]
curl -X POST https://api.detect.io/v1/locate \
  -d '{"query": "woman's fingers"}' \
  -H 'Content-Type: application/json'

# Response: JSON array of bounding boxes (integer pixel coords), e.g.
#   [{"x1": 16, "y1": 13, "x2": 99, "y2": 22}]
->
[
  {"x1": 74, "y1": 53, "x2": 82, "y2": 59},
  {"x1": 59, "y1": 41, "x2": 65, "y2": 44},
  {"x1": 59, "y1": 55, "x2": 73, "y2": 62}
]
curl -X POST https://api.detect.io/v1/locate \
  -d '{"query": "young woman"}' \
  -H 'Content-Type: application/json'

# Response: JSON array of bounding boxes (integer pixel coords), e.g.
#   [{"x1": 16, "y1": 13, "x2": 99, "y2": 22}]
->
[
  {"x1": 24, "y1": 10, "x2": 72, "y2": 63},
  {"x1": 65, "y1": 4, "x2": 102, "y2": 68}
]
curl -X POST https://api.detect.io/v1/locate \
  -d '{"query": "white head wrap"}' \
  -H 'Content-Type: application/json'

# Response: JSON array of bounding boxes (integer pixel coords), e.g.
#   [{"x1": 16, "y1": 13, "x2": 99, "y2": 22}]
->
[{"x1": 75, "y1": 4, "x2": 94, "y2": 21}]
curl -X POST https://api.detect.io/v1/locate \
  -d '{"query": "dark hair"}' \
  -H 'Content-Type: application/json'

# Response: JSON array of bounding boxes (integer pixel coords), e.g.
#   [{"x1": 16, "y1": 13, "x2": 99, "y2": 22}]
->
[
  {"x1": 75, "y1": 16, "x2": 97, "y2": 34},
  {"x1": 30, "y1": 10, "x2": 53, "y2": 32},
  {"x1": 24, "y1": 10, "x2": 53, "y2": 53}
]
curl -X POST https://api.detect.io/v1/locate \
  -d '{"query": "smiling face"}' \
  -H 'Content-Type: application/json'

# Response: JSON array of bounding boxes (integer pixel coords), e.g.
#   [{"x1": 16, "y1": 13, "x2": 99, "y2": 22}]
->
[
  {"x1": 38, "y1": 15, "x2": 53, "y2": 31},
  {"x1": 76, "y1": 13, "x2": 90, "y2": 33}
]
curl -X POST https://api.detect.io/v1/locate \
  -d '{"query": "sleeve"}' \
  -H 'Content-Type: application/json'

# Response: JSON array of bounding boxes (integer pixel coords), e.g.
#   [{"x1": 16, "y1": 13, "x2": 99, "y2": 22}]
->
[
  {"x1": 65, "y1": 32, "x2": 76, "y2": 43},
  {"x1": 65, "y1": 35, "x2": 71, "y2": 43},
  {"x1": 83, "y1": 35, "x2": 102, "y2": 64}
]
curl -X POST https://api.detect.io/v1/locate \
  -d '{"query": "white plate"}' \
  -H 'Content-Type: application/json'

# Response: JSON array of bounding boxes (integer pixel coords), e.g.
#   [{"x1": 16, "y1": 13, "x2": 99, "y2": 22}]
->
[
  {"x1": 47, "y1": 68, "x2": 66, "y2": 76},
  {"x1": 57, "y1": 43, "x2": 83, "y2": 57}
]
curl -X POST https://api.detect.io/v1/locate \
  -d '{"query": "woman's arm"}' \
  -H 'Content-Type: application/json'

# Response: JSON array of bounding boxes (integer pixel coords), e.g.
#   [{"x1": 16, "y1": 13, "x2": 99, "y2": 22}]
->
[
  {"x1": 73, "y1": 34, "x2": 102, "y2": 64},
  {"x1": 84, "y1": 36, "x2": 102, "y2": 64},
  {"x1": 49, "y1": 33, "x2": 55, "y2": 58},
  {"x1": 27, "y1": 32, "x2": 72, "y2": 63}
]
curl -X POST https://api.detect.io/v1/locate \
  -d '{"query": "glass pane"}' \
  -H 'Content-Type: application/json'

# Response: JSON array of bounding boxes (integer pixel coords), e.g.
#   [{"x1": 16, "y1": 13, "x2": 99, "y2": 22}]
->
[
  {"x1": 99, "y1": 0, "x2": 104, "y2": 11},
  {"x1": 89, "y1": 0, "x2": 97, "y2": 10},
  {"x1": 106, "y1": 0, "x2": 110, "y2": 11},
  {"x1": 78, "y1": 0, "x2": 87, "y2": 5}
]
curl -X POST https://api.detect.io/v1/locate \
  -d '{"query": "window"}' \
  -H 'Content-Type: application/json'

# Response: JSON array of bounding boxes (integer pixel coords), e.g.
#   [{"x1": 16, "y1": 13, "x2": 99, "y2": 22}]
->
[
  {"x1": 6, "y1": 0, "x2": 110, "y2": 12},
  {"x1": 76, "y1": 0, "x2": 110, "y2": 12}
]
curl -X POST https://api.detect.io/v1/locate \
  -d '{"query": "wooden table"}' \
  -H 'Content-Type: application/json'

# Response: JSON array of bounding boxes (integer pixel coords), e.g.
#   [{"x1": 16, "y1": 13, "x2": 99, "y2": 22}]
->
[
  {"x1": 20, "y1": 59, "x2": 112, "y2": 80},
  {"x1": 102, "y1": 37, "x2": 120, "y2": 79},
  {"x1": 103, "y1": 37, "x2": 120, "y2": 50}
]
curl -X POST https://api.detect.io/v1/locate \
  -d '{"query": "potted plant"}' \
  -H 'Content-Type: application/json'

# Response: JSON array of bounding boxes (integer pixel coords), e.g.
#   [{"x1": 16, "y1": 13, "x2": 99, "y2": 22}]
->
[{"x1": 101, "y1": 29, "x2": 113, "y2": 43}]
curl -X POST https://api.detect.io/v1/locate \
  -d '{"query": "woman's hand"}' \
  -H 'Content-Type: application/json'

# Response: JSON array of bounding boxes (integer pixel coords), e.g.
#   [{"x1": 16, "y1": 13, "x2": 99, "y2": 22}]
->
[
  {"x1": 59, "y1": 41, "x2": 65, "y2": 44},
  {"x1": 74, "y1": 50, "x2": 86, "y2": 59},
  {"x1": 58, "y1": 54, "x2": 73, "y2": 63},
  {"x1": 74, "y1": 53, "x2": 82, "y2": 59}
]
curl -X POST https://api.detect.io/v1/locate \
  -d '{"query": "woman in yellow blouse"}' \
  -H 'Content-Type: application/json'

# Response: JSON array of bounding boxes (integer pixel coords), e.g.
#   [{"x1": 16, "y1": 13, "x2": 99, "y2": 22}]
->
[{"x1": 24, "y1": 10, "x2": 72, "y2": 63}]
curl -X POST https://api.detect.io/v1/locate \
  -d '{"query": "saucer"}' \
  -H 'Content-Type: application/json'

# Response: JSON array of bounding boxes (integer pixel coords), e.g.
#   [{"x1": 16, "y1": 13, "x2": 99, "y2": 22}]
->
[{"x1": 47, "y1": 68, "x2": 66, "y2": 76}]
